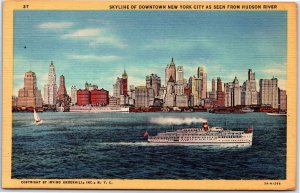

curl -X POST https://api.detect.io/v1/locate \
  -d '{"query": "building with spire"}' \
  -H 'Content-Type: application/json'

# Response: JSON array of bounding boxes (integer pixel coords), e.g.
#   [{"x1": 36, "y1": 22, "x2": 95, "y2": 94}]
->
[
  {"x1": 165, "y1": 58, "x2": 176, "y2": 85},
  {"x1": 17, "y1": 71, "x2": 43, "y2": 108},
  {"x1": 44, "y1": 61, "x2": 57, "y2": 106}
]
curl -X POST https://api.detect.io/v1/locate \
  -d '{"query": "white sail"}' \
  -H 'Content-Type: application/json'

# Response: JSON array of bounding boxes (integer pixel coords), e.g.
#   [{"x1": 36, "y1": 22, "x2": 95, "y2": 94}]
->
[
  {"x1": 34, "y1": 109, "x2": 40, "y2": 121},
  {"x1": 34, "y1": 109, "x2": 43, "y2": 125}
]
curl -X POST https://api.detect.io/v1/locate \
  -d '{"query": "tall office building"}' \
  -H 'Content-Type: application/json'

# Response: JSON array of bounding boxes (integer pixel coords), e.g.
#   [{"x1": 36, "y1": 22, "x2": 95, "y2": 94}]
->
[
  {"x1": 146, "y1": 73, "x2": 161, "y2": 97},
  {"x1": 241, "y1": 69, "x2": 258, "y2": 106},
  {"x1": 224, "y1": 82, "x2": 233, "y2": 107},
  {"x1": 70, "y1": 85, "x2": 77, "y2": 105},
  {"x1": 209, "y1": 78, "x2": 217, "y2": 99},
  {"x1": 122, "y1": 70, "x2": 128, "y2": 96},
  {"x1": 177, "y1": 66, "x2": 184, "y2": 85},
  {"x1": 197, "y1": 66, "x2": 207, "y2": 99},
  {"x1": 17, "y1": 71, "x2": 43, "y2": 108},
  {"x1": 165, "y1": 58, "x2": 176, "y2": 85},
  {"x1": 43, "y1": 61, "x2": 57, "y2": 106},
  {"x1": 233, "y1": 77, "x2": 241, "y2": 106},
  {"x1": 135, "y1": 86, "x2": 149, "y2": 107},
  {"x1": 259, "y1": 78, "x2": 278, "y2": 108},
  {"x1": 57, "y1": 75, "x2": 68, "y2": 106},
  {"x1": 216, "y1": 77, "x2": 224, "y2": 107},
  {"x1": 278, "y1": 89, "x2": 287, "y2": 111}
]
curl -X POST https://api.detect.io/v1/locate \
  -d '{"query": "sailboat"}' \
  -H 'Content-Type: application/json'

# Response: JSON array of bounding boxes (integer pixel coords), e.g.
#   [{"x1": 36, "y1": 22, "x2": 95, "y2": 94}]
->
[{"x1": 34, "y1": 109, "x2": 43, "y2": 125}]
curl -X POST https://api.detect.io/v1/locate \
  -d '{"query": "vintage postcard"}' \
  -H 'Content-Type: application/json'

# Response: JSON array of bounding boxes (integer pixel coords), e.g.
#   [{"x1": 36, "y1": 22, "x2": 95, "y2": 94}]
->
[{"x1": 2, "y1": 1, "x2": 297, "y2": 190}]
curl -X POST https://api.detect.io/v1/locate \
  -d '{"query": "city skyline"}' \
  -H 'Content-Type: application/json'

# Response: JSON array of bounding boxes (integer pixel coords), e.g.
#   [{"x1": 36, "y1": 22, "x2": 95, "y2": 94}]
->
[{"x1": 13, "y1": 11, "x2": 287, "y2": 96}]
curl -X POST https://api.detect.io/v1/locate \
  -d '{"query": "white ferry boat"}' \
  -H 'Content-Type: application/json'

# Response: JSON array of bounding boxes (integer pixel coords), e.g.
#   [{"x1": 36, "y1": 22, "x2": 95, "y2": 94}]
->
[
  {"x1": 266, "y1": 112, "x2": 286, "y2": 116},
  {"x1": 241, "y1": 107, "x2": 254, "y2": 113},
  {"x1": 145, "y1": 121, "x2": 253, "y2": 146},
  {"x1": 70, "y1": 105, "x2": 129, "y2": 113}
]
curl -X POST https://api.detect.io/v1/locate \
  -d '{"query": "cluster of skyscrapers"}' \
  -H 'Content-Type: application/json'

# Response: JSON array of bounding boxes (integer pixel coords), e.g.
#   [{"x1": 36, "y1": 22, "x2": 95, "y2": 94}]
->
[{"x1": 12, "y1": 58, "x2": 287, "y2": 112}]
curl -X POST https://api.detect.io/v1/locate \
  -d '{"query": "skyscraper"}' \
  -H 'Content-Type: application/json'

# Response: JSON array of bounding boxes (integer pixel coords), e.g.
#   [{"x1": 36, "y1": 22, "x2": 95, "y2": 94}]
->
[
  {"x1": 135, "y1": 86, "x2": 149, "y2": 107},
  {"x1": 146, "y1": 73, "x2": 161, "y2": 97},
  {"x1": 197, "y1": 66, "x2": 207, "y2": 99},
  {"x1": 71, "y1": 85, "x2": 77, "y2": 105},
  {"x1": 17, "y1": 71, "x2": 43, "y2": 108},
  {"x1": 233, "y1": 77, "x2": 241, "y2": 106},
  {"x1": 165, "y1": 58, "x2": 176, "y2": 85},
  {"x1": 57, "y1": 75, "x2": 68, "y2": 106},
  {"x1": 241, "y1": 69, "x2": 258, "y2": 106},
  {"x1": 122, "y1": 70, "x2": 128, "y2": 96},
  {"x1": 43, "y1": 61, "x2": 57, "y2": 106},
  {"x1": 209, "y1": 78, "x2": 217, "y2": 99},
  {"x1": 259, "y1": 78, "x2": 278, "y2": 108},
  {"x1": 216, "y1": 77, "x2": 224, "y2": 107},
  {"x1": 177, "y1": 66, "x2": 184, "y2": 85}
]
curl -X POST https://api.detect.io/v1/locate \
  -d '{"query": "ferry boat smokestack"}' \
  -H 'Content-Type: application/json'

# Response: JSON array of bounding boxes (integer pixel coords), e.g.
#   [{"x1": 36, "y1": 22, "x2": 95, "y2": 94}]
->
[{"x1": 203, "y1": 121, "x2": 208, "y2": 131}]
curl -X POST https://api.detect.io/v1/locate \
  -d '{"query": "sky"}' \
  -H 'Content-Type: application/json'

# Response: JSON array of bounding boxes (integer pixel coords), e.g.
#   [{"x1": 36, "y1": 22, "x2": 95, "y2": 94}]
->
[{"x1": 13, "y1": 10, "x2": 287, "y2": 96}]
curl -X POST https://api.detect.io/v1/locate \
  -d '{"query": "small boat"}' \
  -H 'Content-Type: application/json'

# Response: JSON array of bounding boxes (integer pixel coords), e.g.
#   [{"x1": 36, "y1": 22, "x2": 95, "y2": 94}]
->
[
  {"x1": 241, "y1": 107, "x2": 254, "y2": 113},
  {"x1": 34, "y1": 109, "x2": 43, "y2": 125},
  {"x1": 266, "y1": 112, "x2": 287, "y2": 116}
]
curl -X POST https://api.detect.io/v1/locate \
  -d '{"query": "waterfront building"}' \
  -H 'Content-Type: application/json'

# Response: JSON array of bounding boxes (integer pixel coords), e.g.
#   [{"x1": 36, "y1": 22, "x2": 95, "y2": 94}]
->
[
  {"x1": 241, "y1": 69, "x2": 258, "y2": 106},
  {"x1": 12, "y1": 96, "x2": 18, "y2": 107},
  {"x1": 17, "y1": 71, "x2": 43, "y2": 108},
  {"x1": 91, "y1": 88, "x2": 109, "y2": 106},
  {"x1": 109, "y1": 96, "x2": 120, "y2": 106},
  {"x1": 165, "y1": 58, "x2": 176, "y2": 85},
  {"x1": 278, "y1": 89, "x2": 287, "y2": 111},
  {"x1": 197, "y1": 66, "x2": 207, "y2": 99},
  {"x1": 146, "y1": 73, "x2": 161, "y2": 97},
  {"x1": 216, "y1": 77, "x2": 225, "y2": 107},
  {"x1": 177, "y1": 66, "x2": 184, "y2": 85},
  {"x1": 43, "y1": 61, "x2": 57, "y2": 106},
  {"x1": 71, "y1": 85, "x2": 77, "y2": 105},
  {"x1": 259, "y1": 78, "x2": 278, "y2": 108},
  {"x1": 148, "y1": 88, "x2": 155, "y2": 106},
  {"x1": 233, "y1": 77, "x2": 241, "y2": 106},
  {"x1": 77, "y1": 89, "x2": 90, "y2": 106},
  {"x1": 135, "y1": 86, "x2": 149, "y2": 107},
  {"x1": 175, "y1": 95, "x2": 188, "y2": 107},
  {"x1": 85, "y1": 82, "x2": 98, "y2": 91},
  {"x1": 57, "y1": 75, "x2": 69, "y2": 106}
]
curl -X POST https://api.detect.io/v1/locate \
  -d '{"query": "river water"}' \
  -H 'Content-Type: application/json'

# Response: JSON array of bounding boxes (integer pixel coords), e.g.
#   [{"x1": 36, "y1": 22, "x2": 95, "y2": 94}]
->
[{"x1": 12, "y1": 112, "x2": 286, "y2": 179}]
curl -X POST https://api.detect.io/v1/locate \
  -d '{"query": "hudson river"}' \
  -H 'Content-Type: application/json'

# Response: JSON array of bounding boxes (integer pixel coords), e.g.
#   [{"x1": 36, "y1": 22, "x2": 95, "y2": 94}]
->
[{"x1": 12, "y1": 112, "x2": 286, "y2": 179}]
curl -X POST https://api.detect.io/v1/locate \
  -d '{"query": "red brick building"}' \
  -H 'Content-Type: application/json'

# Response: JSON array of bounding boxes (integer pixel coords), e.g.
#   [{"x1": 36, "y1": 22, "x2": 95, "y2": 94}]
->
[
  {"x1": 77, "y1": 89, "x2": 90, "y2": 106},
  {"x1": 91, "y1": 89, "x2": 109, "y2": 106}
]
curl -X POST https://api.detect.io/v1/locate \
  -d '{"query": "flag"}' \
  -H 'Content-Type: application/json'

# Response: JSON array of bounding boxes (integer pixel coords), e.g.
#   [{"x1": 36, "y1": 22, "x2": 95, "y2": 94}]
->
[{"x1": 144, "y1": 131, "x2": 149, "y2": 137}]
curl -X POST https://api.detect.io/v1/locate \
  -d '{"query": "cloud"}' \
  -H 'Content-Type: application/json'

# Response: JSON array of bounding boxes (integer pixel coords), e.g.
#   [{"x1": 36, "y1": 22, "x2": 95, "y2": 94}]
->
[
  {"x1": 63, "y1": 28, "x2": 126, "y2": 48},
  {"x1": 38, "y1": 22, "x2": 73, "y2": 30},
  {"x1": 63, "y1": 28, "x2": 102, "y2": 38},
  {"x1": 67, "y1": 54, "x2": 120, "y2": 62}
]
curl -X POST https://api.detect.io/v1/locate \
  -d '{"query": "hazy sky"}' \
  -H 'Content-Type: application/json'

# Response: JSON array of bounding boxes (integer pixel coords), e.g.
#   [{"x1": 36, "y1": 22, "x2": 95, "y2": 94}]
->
[{"x1": 13, "y1": 10, "x2": 287, "y2": 96}]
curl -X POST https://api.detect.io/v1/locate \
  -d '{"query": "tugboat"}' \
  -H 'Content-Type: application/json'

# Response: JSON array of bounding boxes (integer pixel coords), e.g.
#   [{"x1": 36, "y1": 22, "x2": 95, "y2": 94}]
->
[{"x1": 144, "y1": 121, "x2": 253, "y2": 146}]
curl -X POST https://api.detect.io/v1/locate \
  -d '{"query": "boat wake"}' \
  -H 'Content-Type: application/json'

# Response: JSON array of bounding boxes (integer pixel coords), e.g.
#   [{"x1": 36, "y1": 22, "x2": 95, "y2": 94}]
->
[{"x1": 149, "y1": 117, "x2": 207, "y2": 125}]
